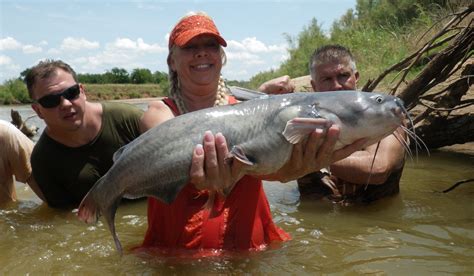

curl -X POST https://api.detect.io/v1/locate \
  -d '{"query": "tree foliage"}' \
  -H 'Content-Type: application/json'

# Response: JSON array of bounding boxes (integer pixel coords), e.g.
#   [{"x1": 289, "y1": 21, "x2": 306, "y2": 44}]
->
[
  {"x1": 153, "y1": 71, "x2": 168, "y2": 84},
  {"x1": 131, "y1": 68, "x2": 153, "y2": 84},
  {"x1": 104, "y1": 68, "x2": 129, "y2": 84},
  {"x1": 75, "y1": 68, "x2": 168, "y2": 85},
  {"x1": 78, "y1": 73, "x2": 105, "y2": 84},
  {"x1": 349, "y1": 0, "x2": 449, "y2": 30},
  {"x1": 0, "y1": 79, "x2": 29, "y2": 104},
  {"x1": 16, "y1": 64, "x2": 169, "y2": 85}
]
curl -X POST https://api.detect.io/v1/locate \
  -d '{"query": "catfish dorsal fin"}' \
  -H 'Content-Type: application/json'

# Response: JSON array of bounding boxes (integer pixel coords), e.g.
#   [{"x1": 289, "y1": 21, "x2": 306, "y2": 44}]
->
[
  {"x1": 113, "y1": 145, "x2": 127, "y2": 162},
  {"x1": 282, "y1": 118, "x2": 328, "y2": 144}
]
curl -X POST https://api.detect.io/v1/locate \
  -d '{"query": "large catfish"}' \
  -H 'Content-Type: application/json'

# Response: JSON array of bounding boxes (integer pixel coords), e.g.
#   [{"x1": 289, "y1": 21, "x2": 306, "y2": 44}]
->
[{"x1": 78, "y1": 90, "x2": 407, "y2": 254}]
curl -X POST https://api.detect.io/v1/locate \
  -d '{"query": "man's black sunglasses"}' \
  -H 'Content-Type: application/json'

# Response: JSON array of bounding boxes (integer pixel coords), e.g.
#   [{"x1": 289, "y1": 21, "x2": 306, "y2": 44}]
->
[{"x1": 36, "y1": 84, "x2": 81, "y2": 108}]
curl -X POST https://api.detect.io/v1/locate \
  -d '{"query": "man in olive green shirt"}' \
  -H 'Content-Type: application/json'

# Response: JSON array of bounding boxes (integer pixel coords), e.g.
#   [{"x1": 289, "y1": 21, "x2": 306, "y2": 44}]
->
[
  {"x1": 25, "y1": 60, "x2": 153, "y2": 208},
  {"x1": 30, "y1": 101, "x2": 143, "y2": 208}
]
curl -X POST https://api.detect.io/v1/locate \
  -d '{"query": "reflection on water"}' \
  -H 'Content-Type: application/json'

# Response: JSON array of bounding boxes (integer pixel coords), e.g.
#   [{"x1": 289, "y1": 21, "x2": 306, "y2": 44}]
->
[{"x1": 1, "y1": 105, "x2": 473, "y2": 274}]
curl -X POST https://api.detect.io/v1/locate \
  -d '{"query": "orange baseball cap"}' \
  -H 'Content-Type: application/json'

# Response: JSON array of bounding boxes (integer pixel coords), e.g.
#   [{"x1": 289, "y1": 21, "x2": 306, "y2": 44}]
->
[{"x1": 168, "y1": 14, "x2": 227, "y2": 49}]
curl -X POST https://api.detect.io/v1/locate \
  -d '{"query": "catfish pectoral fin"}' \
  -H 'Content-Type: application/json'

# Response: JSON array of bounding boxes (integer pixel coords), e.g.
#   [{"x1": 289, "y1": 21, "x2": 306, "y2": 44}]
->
[{"x1": 282, "y1": 118, "x2": 328, "y2": 144}]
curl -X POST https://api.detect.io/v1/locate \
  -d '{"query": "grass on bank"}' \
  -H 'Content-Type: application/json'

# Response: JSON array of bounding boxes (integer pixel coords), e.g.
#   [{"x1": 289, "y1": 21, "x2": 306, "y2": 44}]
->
[{"x1": 83, "y1": 83, "x2": 167, "y2": 101}]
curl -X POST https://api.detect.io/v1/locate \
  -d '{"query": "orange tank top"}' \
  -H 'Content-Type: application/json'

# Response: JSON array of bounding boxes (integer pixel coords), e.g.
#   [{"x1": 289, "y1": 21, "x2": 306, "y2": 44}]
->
[{"x1": 139, "y1": 97, "x2": 290, "y2": 252}]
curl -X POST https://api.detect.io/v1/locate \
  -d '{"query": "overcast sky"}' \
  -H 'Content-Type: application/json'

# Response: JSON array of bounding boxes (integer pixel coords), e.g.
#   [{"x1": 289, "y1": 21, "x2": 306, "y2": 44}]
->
[{"x1": 0, "y1": 0, "x2": 356, "y2": 82}]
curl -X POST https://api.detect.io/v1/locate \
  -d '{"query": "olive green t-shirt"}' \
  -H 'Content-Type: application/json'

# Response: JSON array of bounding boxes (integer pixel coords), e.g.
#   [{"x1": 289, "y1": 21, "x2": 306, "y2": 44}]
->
[{"x1": 31, "y1": 102, "x2": 143, "y2": 208}]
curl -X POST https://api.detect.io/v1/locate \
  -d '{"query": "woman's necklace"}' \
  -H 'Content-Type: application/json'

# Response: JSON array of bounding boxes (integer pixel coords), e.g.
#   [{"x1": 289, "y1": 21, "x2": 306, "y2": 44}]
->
[{"x1": 173, "y1": 76, "x2": 229, "y2": 114}]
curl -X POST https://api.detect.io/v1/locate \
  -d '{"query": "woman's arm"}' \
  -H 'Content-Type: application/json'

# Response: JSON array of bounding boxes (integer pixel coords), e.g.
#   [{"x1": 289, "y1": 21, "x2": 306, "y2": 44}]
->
[{"x1": 140, "y1": 100, "x2": 175, "y2": 133}]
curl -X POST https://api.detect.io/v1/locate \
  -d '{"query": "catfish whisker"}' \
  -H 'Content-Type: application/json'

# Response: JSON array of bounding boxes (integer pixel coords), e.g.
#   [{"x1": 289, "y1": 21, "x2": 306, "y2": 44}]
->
[
  {"x1": 392, "y1": 131, "x2": 414, "y2": 161},
  {"x1": 400, "y1": 125, "x2": 421, "y2": 161},
  {"x1": 396, "y1": 101, "x2": 427, "y2": 157},
  {"x1": 365, "y1": 141, "x2": 380, "y2": 190},
  {"x1": 400, "y1": 125, "x2": 430, "y2": 156}
]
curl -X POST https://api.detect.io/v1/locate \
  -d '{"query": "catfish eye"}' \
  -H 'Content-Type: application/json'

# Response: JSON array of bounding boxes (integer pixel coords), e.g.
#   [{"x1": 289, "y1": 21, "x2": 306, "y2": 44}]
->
[{"x1": 375, "y1": 96, "x2": 384, "y2": 103}]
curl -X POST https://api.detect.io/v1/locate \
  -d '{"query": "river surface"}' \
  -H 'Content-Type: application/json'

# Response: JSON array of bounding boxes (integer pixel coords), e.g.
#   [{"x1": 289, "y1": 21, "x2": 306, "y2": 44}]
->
[{"x1": 1, "y1": 103, "x2": 473, "y2": 274}]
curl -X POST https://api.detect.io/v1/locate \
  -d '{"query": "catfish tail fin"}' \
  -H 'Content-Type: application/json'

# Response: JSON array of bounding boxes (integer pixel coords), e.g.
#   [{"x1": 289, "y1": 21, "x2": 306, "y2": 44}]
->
[{"x1": 103, "y1": 197, "x2": 123, "y2": 256}]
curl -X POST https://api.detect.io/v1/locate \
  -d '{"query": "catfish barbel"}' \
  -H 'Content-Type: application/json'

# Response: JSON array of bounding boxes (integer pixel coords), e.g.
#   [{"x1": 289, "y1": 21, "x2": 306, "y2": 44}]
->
[{"x1": 78, "y1": 90, "x2": 408, "y2": 254}]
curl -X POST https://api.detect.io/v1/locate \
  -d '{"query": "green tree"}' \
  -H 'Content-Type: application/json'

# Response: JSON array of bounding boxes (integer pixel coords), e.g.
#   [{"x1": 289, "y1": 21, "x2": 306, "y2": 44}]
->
[
  {"x1": 78, "y1": 73, "x2": 106, "y2": 84},
  {"x1": 334, "y1": 0, "x2": 448, "y2": 32},
  {"x1": 153, "y1": 71, "x2": 168, "y2": 84},
  {"x1": 130, "y1": 68, "x2": 153, "y2": 84},
  {"x1": 105, "y1": 68, "x2": 129, "y2": 83},
  {"x1": 0, "y1": 79, "x2": 30, "y2": 104}
]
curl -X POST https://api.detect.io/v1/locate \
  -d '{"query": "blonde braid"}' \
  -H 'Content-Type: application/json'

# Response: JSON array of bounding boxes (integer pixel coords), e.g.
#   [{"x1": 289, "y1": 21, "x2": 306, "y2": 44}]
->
[{"x1": 216, "y1": 76, "x2": 229, "y2": 106}]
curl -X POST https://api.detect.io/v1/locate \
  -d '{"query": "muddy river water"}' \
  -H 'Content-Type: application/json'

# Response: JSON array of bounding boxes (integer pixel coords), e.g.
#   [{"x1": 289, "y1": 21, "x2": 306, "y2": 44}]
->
[{"x1": 0, "y1": 103, "x2": 472, "y2": 274}]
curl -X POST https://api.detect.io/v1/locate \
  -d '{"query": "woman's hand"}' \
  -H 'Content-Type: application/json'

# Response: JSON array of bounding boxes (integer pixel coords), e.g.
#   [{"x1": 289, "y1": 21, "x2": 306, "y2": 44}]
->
[{"x1": 189, "y1": 131, "x2": 246, "y2": 194}]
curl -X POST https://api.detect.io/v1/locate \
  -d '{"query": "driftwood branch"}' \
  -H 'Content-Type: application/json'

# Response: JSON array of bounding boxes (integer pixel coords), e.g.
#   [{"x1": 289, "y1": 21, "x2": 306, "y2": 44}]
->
[
  {"x1": 418, "y1": 98, "x2": 474, "y2": 112},
  {"x1": 397, "y1": 22, "x2": 473, "y2": 109},
  {"x1": 441, "y1": 178, "x2": 474, "y2": 193}
]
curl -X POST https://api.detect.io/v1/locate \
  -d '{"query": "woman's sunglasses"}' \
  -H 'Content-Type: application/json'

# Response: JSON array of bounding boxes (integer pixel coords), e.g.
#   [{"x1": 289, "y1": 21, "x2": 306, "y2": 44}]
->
[{"x1": 36, "y1": 84, "x2": 81, "y2": 108}]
